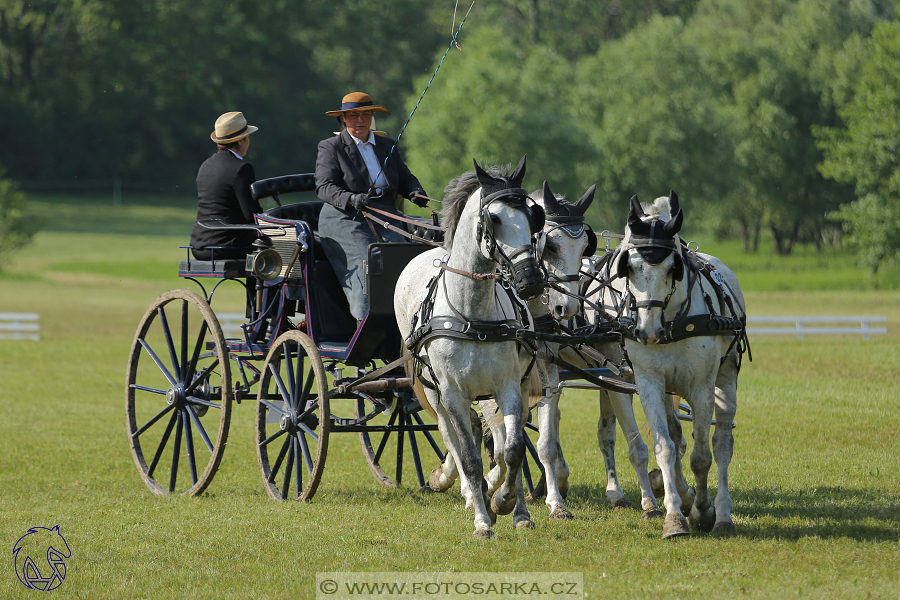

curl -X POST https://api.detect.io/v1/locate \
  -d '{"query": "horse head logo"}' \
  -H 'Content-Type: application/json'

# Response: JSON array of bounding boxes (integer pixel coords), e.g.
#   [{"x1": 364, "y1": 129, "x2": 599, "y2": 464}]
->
[{"x1": 12, "y1": 525, "x2": 71, "y2": 591}]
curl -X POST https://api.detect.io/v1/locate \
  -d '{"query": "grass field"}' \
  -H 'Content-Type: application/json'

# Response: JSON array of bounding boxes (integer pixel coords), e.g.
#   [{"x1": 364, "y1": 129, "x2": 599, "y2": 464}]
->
[{"x1": 0, "y1": 194, "x2": 898, "y2": 599}]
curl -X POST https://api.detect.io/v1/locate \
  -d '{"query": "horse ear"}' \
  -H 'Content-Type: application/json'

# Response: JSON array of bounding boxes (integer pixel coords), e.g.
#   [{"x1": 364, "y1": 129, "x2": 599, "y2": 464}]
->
[
  {"x1": 473, "y1": 159, "x2": 495, "y2": 188},
  {"x1": 627, "y1": 195, "x2": 651, "y2": 236},
  {"x1": 572, "y1": 184, "x2": 596, "y2": 216},
  {"x1": 616, "y1": 248, "x2": 630, "y2": 278},
  {"x1": 541, "y1": 180, "x2": 565, "y2": 216},
  {"x1": 509, "y1": 154, "x2": 527, "y2": 188},
  {"x1": 668, "y1": 190, "x2": 679, "y2": 216},
  {"x1": 664, "y1": 206, "x2": 684, "y2": 236}
]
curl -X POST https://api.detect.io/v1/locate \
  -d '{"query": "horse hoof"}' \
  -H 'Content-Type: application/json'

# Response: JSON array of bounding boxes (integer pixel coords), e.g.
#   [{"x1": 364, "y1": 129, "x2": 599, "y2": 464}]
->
[
  {"x1": 689, "y1": 504, "x2": 716, "y2": 533},
  {"x1": 549, "y1": 506, "x2": 574, "y2": 521},
  {"x1": 642, "y1": 508, "x2": 664, "y2": 520},
  {"x1": 612, "y1": 497, "x2": 633, "y2": 510},
  {"x1": 473, "y1": 527, "x2": 494, "y2": 539},
  {"x1": 649, "y1": 469, "x2": 664, "y2": 498},
  {"x1": 662, "y1": 514, "x2": 690, "y2": 539},
  {"x1": 712, "y1": 520, "x2": 735, "y2": 534},
  {"x1": 428, "y1": 469, "x2": 449, "y2": 493},
  {"x1": 515, "y1": 519, "x2": 535, "y2": 530},
  {"x1": 491, "y1": 492, "x2": 515, "y2": 516}
]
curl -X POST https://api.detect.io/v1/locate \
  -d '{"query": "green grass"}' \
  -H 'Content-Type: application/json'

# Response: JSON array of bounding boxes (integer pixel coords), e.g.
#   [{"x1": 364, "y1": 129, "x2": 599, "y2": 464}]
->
[{"x1": 0, "y1": 196, "x2": 898, "y2": 599}]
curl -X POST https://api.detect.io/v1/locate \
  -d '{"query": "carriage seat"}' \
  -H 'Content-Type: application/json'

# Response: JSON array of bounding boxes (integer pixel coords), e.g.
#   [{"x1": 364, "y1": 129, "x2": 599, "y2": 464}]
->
[
  {"x1": 178, "y1": 255, "x2": 249, "y2": 278},
  {"x1": 263, "y1": 201, "x2": 324, "y2": 234}
]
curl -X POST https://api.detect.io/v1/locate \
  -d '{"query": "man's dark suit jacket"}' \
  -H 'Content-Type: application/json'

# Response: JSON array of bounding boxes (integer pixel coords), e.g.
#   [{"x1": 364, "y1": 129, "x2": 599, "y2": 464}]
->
[
  {"x1": 190, "y1": 149, "x2": 262, "y2": 257},
  {"x1": 315, "y1": 129, "x2": 422, "y2": 210}
]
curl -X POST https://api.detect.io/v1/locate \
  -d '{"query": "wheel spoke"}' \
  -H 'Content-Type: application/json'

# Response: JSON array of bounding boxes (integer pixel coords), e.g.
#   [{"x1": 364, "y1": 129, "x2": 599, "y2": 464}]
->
[
  {"x1": 184, "y1": 360, "x2": 221, "y2": 396},
  {"x1": 374, "y1": 410, "x2": 400, "y2": 463},
  {"x1": 406, "y1": 412, "x2": 425, "y2": 488},
  {"x1": 147, "y1": 410, "x2": 178, "y2": 478},
  {"x1": 413, "y1": 411, "x2": 445, "y2": 460},
  {"x1": 180, "y1": 299, "x2": 189, "y2": 381},
  {"x1": 130, "y1": 384, "x2": 167, "y2": 395},
  {"x1": 281, "y1": 440, "x2": 295, "y2": 500},
  {"x1": 183, "y1": 409, "x2": 198, "y2": 486},
  {"x1": 138, "y1": 339, "x2": 177, "y2": 387},
  {"x1": 184, "y1": 320, "x2": 210, "y2": 385},
  {"x1": 298, "y1": 364, "x2": 315, "y2": 407},
  {"x1": 297, "y1": 421, "x2": 319, "y2": 442},
  {"x1": 260, "y1": 399, "x2": 288, "y2": 416},
  {"x1": 293, "y1": 435, "x2": 302, "y2": 498},
  {"x1": 260, "y1": 428, "x2": 287, "y2": 448},
  {"x1": 296, "y1": 397, "x2": 319, "y2": 422},
  {"x1": 285, "y1": 344, "x2": 296, "y2": 408},
  {"x1": 132, "y1": 404, "x2": 175, "y2": 439},
  {"x1": 268, "y1": 436, "x2": 291, "y2": 483},
  {"x1": 169, "y1": 411, "x2": 184, "y2": 492},
  {"x1": 157, "y1": 306, "x2": 182, "y2": 382},
  {"x1": 395, "y1": 413, "x2": 405, "y2": 485},
  {"x1": 269, "y1": 362, "x2": 291, "y2": 408},
  {"x1": 299, "y1": 430, "x2": 314, "y2": 474},
  {"x1": 186, "y1": 396, "x2": 221, "y2": 410},
  {"x1": 185, "y1": 404, "x2": 214, "y2": 453}
]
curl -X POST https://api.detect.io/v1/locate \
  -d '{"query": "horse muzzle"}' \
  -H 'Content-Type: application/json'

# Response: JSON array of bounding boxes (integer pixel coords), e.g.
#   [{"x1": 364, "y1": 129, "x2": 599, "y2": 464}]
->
[{"x1": 511, "y1": 254, "x2": 544, "y2": 300}]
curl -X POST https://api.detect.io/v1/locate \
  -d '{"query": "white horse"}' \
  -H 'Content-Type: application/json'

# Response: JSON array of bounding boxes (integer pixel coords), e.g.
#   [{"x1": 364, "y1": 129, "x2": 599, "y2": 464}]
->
[
  {"x1": 478, "y1": 181, "x2": 597, "y2": 521},
  {"x1": 395, "y1": 157, "x2": 546, "y2": 538},
  {"x1": 598, "y1": 192, "x2": 747, "y2": 538}
]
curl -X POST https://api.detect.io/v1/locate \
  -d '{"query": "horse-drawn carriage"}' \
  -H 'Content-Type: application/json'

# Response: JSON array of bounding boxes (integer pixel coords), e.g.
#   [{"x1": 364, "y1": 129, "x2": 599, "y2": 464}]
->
[
  {"x1": 125, "y1": 173, "x2": 448, "y2": 501},
  {"x1": 125, "y1": 163, "x2": 748, "y2": 538}
]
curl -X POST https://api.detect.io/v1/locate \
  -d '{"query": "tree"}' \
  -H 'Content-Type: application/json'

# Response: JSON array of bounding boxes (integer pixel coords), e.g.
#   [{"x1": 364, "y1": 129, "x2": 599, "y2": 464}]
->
[
  {"x1": 0, "y1": 168, "x2": 40, "y2": 268},
  {"x1": 816, "y1": 19, "x2": 900, "y2": 272},
  {"x1": 401, "y1": 26, "x2": 592, "y2": 203}
]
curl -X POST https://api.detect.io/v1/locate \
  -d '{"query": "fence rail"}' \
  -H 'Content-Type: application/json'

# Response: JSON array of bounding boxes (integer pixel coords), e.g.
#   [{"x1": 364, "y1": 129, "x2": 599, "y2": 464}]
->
[
  {"x1": 217, "y1": 313, "x2": 248, "y2": 338},
  {"x1": 0, "y1": 313, "x2": 40, "y2": 341},
  {"x1": 746, "y1": 316, "x2": 887, "y2": 340}
]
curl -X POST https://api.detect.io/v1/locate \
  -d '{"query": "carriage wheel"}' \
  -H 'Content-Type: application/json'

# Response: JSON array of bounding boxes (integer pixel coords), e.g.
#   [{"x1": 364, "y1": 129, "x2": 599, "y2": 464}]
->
[
  {"x1": 356, "y1": 392, "x2": 445, "y2": 489},
  {"x1": 256, "y1": 330, "x2": 330, "y2": 501},
  {"x1": 126, "y1": 289, "x2": 232, "y2": 496}
]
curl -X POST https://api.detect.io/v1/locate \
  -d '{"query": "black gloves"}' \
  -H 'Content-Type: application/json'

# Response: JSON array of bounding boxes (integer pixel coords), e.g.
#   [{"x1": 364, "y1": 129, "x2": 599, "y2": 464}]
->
[
  {"x1": 349, "y1": 193, "x2": 369, "y2": 210},
  {"x1": 410, "y1": 189, "x2": 429, "y2": 208}
]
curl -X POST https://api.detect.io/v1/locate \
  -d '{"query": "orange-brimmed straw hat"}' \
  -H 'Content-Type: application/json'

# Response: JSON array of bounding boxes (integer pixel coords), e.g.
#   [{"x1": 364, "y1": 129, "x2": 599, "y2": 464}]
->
[
  {"x1": 325, "y1": 92, "x2": 391, "y2": 117},
  {"x1": 210, "y1": 112, "x2": 258, "y2": 143}
]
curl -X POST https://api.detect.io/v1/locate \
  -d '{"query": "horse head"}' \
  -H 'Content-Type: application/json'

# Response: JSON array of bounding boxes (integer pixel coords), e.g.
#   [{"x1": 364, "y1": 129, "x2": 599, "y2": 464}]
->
[
  {"x1": 533, "y1": 180, "x2": 597, "y2": 319},
  {"x1": 472, "y1": 156, "x2": 546, "y2": 300},
  {"x1": 617, "y1": 190, "x2": 684, "y2": 344}
]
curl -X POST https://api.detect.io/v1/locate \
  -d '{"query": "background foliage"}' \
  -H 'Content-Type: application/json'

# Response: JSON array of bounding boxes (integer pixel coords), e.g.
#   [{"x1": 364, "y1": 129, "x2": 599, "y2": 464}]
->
[{"x1": 1, "y1": 0, "x2": 899, "y2": 272}]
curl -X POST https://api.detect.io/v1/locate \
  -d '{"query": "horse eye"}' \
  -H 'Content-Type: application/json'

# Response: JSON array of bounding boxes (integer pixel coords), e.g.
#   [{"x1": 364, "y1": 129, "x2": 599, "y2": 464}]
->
[{"x1": 490, "y1": 214, "x2": 501, "y2": 224}]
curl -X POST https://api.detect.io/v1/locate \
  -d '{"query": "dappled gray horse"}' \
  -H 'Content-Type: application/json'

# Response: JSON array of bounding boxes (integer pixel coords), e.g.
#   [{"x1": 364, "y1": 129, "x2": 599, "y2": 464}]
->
[{"x1": 395, "y1": 157, "x2": 545, "y2": 538}]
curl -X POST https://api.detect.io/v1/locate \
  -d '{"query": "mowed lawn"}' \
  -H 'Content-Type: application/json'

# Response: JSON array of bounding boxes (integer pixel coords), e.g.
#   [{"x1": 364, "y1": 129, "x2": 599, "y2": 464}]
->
[{"x1": 0, "y1": 194, "x2": 898, "y2": 599}]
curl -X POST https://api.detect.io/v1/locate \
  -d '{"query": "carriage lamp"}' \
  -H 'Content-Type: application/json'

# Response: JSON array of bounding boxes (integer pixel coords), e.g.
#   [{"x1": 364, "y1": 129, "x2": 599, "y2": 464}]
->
[{"x1": 246, "y1": 238, "x2": 283, "y2": 281}]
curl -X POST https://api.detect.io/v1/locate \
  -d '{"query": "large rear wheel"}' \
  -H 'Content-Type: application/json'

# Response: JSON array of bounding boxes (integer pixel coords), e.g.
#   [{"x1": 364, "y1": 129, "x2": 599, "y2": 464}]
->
[
  {"x1": 256, "y1": 330, "x2": 330, "y2": 501},
  {"x1": 126, "y1": 290, "x2": 232, "y2": 496}
]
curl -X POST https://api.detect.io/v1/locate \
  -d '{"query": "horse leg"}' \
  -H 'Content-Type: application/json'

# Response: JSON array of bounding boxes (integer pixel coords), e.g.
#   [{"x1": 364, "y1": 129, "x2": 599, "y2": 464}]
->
[
  {"x1": 490, "y1": 386, "x2": 526, "y2": 517},
  {"x1": 537, "y1": 390, "x2": 572, "y2": 520},
  {"x1": 685, "y1": 388, "x2": 716, "y2": 533},
  {"x1": 664, "y1": 398, "x2": 696, "y2": 515},
  {"x1": 512, "y1": 469, "x2": 535, "y2": 529},
  {"x1": 637, "y1": 379, "x2": 689, "y2": 538},
  {"x1": 607, "y1": 391, "x2": 663, "y2": 517},
  {"x1": 597, "y1": 391, "x2": 628, "y2": 509},
  {"x1": 711, "y1": 362, "x2": 738, "y2": 533},
  {"x1": 436, "y1": 398, "x2": 495, "y2": 538}
]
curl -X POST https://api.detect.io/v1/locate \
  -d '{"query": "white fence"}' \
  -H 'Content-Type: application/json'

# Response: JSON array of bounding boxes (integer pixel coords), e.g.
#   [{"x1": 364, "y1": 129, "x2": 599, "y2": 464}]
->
[
  {"x1": 0, "y1": 313, "x2": 40, "y2": 341},
  {"x1": 217, "y1": 312, "x2": 248, "y2": 338},
  {"x1": 746, "y1": 316, "x2": 887, "y2": 340}
]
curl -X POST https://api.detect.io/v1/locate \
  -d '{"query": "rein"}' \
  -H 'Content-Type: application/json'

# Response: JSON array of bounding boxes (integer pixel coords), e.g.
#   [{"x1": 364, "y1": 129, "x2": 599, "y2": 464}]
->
[
  {"x1": 438, "y1": 260, "x2": 502, "y2": 281},
  {"x1": 358, "y1": 207, "x2": 444, "y2": 247}
]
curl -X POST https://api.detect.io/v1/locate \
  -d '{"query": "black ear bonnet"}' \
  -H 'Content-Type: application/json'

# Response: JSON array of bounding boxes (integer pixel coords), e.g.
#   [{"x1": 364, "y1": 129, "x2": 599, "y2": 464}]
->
[
  {"x1": 537, "y1": 181, "x2": 597, "y2": 257},
  {"x1": 619, "y1": 191, "x2": 684, "y2": 280},
  {"x1": 474, "y1": 156, "x2": 545, "y2": 240}
]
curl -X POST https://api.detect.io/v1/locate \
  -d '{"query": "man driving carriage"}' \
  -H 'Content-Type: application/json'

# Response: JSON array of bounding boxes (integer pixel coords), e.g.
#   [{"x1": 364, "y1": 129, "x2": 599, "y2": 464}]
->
[{"x1": 315, "y1": 91, "x2": 430, "y2": 320}]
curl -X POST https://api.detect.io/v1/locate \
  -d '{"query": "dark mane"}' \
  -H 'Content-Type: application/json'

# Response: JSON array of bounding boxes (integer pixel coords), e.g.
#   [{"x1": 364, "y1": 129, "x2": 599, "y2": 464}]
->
[{"x1": 441, "y1": 164, "x2": 514, "y2": 249}]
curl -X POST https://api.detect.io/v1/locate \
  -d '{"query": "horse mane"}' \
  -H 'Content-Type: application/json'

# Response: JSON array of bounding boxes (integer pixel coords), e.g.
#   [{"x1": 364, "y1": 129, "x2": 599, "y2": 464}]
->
[{"x1": 441, "y1": 164, "x2": 515, "y2": 250}]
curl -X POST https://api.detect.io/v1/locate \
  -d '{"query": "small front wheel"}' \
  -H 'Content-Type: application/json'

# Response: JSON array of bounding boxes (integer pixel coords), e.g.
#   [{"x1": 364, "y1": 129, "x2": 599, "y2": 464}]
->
[{"x1": 256, "y1": 330, "x2": 330, "y2": 500}]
